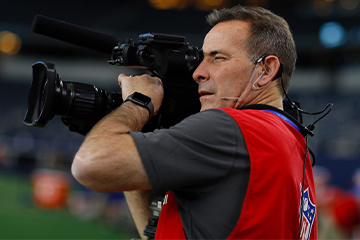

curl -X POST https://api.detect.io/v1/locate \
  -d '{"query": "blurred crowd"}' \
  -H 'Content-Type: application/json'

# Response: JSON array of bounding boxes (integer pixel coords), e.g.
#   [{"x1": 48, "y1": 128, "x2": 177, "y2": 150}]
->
[
  {"x1": 0, "y1": 143, "x2": 138, "y2": 236},
  {"x1": 314, "y1": 166, "x2": 360, "y2": 239}
]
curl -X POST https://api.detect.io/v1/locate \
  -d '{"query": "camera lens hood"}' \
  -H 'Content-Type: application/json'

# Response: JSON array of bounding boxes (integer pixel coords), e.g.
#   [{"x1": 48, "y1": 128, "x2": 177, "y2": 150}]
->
[{"x1": 23, "y1": 61, "x2": 57, "y2": 127}]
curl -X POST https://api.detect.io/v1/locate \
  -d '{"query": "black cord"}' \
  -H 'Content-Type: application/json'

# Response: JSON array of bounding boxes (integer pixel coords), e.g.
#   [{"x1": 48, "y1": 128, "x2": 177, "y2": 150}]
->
[
  {"x1": 278, "y1": 76, "x2": 333, "y2": 239},
  {"x1": 297, "y1": 134, "x2": 309, "y2": 240},
  {"x1": 295, "y1": 104, "x2": 332, "y2": 239},
  {"x1": 281, "y1": 77, "x2": 332, "y2": 117},
  {"x1": 280, "y1": 74, "x2": 333, "y2": 136}
]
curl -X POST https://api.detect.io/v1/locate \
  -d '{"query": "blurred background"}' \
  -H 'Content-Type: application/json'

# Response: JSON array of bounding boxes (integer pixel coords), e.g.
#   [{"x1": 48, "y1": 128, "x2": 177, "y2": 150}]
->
[{"x1": 1, "y1": 0, "x2": 360, "y2": 239}]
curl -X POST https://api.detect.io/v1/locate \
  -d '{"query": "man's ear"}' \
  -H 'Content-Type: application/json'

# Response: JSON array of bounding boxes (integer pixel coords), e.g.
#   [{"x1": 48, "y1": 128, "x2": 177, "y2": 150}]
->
[{"x1": 254, "y1": 55, "x2": 281, "y2": 88}]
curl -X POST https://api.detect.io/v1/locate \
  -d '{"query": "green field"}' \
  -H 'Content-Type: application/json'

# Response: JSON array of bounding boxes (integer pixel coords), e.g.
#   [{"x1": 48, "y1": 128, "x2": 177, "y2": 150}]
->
[{"x1": 0, "y1": 174, "x2": 135, "y2": 239}]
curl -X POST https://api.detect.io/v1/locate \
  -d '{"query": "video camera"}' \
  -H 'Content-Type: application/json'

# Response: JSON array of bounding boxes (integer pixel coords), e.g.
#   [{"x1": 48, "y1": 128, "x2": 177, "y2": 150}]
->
[
  {"x1": 23, "y1": 15, "x2": 304, "y2": 136},
  {"x1": 23, "y1": 15, "x2": 202, "y2": 135}
]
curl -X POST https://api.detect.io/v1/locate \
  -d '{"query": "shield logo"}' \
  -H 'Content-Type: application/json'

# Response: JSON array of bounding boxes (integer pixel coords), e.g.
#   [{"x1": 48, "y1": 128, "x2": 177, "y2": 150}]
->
[{"x1": 299, "y1": 185, "x2": 316, "y2": 240}]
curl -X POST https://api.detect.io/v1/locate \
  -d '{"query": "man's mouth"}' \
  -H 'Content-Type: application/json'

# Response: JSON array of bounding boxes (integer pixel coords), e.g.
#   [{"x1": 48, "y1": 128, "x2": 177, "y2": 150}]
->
[{"x1": 199, "y1": 91, "x2": 213, "y2": 97}]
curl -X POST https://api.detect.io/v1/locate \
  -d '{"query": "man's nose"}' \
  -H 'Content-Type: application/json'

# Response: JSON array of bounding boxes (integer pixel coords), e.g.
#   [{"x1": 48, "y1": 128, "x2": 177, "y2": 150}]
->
[{"x1": 192, "y1": 62, "x2": 209, "y2": 83}]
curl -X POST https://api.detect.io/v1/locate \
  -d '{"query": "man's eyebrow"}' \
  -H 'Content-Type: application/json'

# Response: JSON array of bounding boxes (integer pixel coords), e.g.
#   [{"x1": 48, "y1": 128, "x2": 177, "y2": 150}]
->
[
  {"x1": 204, "y1": 50, "x2": 229, "y2": 56},
  {"x1": 209, "y1": 50, "x2": 220, "y2": 56}
]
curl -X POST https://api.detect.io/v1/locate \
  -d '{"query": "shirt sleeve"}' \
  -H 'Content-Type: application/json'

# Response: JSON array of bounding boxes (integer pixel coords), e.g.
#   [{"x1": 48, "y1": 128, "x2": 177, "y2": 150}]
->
[{"x1": 130, "y1": 108, "x2": 247, "y2": 195}]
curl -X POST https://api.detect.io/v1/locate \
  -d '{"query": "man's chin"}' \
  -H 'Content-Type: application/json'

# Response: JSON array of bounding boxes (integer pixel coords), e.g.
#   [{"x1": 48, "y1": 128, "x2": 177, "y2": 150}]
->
[
  {"x1": 199, "y1": 101, "x2": 218, "y2": 112},
  {"x1": 200, "y1": 104, "x2": 211, "y2": 112}
]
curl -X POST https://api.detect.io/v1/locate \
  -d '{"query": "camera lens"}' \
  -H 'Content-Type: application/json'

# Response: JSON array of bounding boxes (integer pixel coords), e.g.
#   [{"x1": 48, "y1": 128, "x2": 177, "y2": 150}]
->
[{"x1": 24, "y1": 61, "x2": 122, "y2": 131}]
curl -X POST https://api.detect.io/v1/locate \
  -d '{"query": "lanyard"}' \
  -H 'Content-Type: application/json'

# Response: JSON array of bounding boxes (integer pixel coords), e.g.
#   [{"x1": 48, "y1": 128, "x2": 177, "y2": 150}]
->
[{"x1": 262, "y1": 109, "x2": 301, "y2": 133}]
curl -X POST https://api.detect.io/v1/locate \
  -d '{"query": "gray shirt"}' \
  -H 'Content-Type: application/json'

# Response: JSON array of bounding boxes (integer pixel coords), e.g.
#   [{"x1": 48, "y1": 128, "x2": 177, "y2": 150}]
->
[{"x1": 130, "y1": 108, "x2": 250, "y2": 239}]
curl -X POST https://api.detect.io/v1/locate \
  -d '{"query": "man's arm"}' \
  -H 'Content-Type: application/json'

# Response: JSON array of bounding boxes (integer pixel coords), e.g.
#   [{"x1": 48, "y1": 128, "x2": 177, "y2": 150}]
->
[
  {"x1": 124, "y1": 190, "x2": 153, "y2": 240},
  {"x1": 71, "y1": 102, "x2": 150, "y2": 192},
  {"x1": 71, "y1": 74, "x2": 164, "y2": 192}
]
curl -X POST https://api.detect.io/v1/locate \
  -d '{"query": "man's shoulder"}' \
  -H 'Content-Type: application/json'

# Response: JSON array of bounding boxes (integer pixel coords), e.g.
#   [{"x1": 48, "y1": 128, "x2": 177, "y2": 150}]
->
[{"x1": 178, "y1": 108, "x2": 238, "y2": 130}]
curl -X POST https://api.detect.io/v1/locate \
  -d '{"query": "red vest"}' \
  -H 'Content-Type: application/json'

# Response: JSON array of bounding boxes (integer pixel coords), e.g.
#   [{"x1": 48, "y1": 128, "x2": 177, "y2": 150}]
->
[{"x1": 155, "y1": 108, "x2": 318, "y2": 239}]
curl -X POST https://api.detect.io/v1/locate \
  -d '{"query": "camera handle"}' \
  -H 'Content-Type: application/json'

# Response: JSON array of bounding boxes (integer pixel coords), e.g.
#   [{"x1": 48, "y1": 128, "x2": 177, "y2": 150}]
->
[{"x1": 143, "y1": 194, "x2": 164, "y2": 240}]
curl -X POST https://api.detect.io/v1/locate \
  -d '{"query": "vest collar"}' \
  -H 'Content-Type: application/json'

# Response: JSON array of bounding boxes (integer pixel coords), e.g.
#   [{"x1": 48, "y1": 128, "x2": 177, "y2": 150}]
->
[{"x1": 239, "y1": 104, "x2": 307, "y2": 137}]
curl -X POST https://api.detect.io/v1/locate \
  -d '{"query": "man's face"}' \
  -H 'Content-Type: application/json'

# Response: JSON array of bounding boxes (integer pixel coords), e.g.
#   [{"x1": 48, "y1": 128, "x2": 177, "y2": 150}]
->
[{"x1": 193, "y1": 20, "x2": 255, "y2": 112}]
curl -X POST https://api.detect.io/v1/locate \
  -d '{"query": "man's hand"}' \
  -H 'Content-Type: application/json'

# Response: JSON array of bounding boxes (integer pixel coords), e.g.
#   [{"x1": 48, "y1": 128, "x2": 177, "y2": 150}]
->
[{"x1": 118, "y1": 74, "x2": 164, "y2": 115}]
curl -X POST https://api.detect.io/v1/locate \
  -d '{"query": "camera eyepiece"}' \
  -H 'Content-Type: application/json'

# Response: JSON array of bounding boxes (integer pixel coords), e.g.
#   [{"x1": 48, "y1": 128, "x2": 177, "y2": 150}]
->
[{"x1": 24, "y1": 61, "x2": 57, "y2": 127}]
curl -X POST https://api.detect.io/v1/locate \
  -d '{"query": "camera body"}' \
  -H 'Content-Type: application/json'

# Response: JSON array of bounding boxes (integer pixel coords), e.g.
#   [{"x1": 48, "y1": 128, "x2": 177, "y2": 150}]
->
[
  {"x1": 109, "y1": 33, "x2": 201, "y2": 78},
  {"x1": 24, "y1": 33, "x2": 203, "y2": 134}
]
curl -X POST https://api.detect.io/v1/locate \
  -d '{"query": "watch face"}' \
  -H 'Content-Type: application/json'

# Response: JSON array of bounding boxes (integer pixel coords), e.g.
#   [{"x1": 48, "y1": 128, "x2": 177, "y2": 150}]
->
[
  {"x1": 125, "y1": 92, "x2": 154, "y2": 119},
  {"x1": 132, "y1": 92, "x2": 151, "y2": 105}
]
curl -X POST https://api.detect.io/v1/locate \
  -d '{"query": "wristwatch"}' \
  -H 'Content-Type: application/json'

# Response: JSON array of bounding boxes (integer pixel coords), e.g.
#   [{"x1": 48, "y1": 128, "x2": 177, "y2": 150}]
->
[{"x1": 124, "y1": 92, "x2": 154, "y2": 119}]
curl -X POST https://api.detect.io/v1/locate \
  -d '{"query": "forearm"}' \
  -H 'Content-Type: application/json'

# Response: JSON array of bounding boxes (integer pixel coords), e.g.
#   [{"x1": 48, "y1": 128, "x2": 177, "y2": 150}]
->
[
  {"x1": 92, "y1": 101, "x2": 150, "y2": 133},
  {"x1": 124, "y1": 190, "x2": 153, "y2": 240},
  {"x1": 72, "y1": 73, "x2": 163, "y2": 192},
  {"x1": 72, "y1": 102, "x2": 151, "y2": 192}
]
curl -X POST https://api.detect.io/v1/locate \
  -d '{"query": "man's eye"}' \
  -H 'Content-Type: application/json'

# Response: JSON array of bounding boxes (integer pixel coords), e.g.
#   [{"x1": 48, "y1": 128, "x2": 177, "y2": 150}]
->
[{"x1": 214, "y1": 56, "x2": 225, "y2": 60}]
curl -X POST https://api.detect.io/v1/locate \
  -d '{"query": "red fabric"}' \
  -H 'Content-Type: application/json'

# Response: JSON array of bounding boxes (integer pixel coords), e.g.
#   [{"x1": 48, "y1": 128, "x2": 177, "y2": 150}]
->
[
  {"x1": 224, "y1": 108, "x2": 317, "y2": 240},
  {"x1": 155, "y1": 191, "x2": 186, "y2": 239},
  {"x1": 155, "y1": 108, "x2": 318, "y2": 239}
]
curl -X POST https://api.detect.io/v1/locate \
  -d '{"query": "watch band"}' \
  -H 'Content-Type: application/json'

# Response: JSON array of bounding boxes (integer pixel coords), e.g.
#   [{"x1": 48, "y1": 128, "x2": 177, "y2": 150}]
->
[{"x1": 124, "y1": 92, "x2": 154, "y2": 119}]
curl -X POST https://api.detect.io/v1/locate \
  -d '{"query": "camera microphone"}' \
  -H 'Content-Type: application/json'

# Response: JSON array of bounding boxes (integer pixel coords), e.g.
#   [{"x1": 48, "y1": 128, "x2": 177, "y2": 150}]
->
[{"x1": 32, "y1": 15, "x2": 120, "y2": 54}]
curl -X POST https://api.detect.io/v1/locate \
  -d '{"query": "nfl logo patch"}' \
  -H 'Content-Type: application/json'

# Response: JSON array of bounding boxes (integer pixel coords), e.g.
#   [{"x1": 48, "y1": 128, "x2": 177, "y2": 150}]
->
[{"x1": 299, "y1": 185, "x2": 316, "y2": 240}]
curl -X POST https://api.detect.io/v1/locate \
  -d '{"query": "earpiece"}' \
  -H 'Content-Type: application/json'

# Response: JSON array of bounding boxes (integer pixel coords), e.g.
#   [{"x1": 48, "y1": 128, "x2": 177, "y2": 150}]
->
[
  {"x1": 252, "y1": 70, "x2": 267, "y2": 90},
  {"x1": 257, "y1": 54, "x2": 283, "y2": 81}
]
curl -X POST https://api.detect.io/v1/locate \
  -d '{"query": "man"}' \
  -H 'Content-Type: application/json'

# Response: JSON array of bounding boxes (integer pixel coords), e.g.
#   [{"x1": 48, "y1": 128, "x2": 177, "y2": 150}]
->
[{"x1": 72, "y1": 5, "x2": 318, "y2": 240}]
